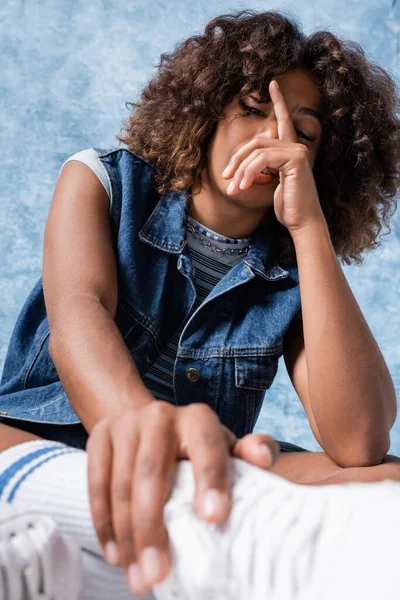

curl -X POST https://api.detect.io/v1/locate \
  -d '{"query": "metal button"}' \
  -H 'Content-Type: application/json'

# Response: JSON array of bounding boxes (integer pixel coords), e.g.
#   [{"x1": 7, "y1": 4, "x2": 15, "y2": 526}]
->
[
  {"x1": 186, "y1": 368, "x2": 200, "y2": 382},
  {"x1": 145, "y1": 353, "x2": 152, "y2": 364}
]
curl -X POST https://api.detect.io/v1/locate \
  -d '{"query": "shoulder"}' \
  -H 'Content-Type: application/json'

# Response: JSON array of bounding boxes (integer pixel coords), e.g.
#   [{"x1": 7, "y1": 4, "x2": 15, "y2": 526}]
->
[{"x1": 96, "y1": 146, "x2": 155, "y2": 170}]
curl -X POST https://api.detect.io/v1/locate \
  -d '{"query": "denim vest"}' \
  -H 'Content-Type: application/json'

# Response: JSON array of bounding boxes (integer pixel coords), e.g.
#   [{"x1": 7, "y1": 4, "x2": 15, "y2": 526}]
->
[{"x1": 0, "y1": 147, "x2": 302, "y2": 438}]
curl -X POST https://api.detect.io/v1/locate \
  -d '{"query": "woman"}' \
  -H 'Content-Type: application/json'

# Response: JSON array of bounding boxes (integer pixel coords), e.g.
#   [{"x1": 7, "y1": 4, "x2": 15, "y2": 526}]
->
[{"x1": 0, "y1": 8, "x2": 399, "y2": 595}]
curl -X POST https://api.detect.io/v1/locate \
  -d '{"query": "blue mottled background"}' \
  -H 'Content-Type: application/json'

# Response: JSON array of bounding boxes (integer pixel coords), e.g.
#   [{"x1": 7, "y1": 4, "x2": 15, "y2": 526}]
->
[{"x1": 1, "y1": 1, "x2": 399, "y2": 454}]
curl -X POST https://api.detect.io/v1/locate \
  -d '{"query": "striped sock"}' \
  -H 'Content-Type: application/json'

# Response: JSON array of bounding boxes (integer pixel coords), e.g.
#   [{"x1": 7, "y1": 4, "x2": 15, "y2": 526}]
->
[{"x1": 0, "y1": 440, "x2": 152, "y2": 600}]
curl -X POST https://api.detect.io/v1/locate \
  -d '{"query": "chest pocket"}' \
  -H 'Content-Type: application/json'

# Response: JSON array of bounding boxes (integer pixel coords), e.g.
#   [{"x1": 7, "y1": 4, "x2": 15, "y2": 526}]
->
[{"x1": 234, "y1": 352, "x2": 281, "y2": 391}]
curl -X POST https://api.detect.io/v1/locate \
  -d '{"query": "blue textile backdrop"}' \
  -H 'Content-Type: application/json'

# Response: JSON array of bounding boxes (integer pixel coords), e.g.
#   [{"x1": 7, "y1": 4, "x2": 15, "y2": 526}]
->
[{"x1": 0, "y1": 1, "x2": 399, "y2": 454}]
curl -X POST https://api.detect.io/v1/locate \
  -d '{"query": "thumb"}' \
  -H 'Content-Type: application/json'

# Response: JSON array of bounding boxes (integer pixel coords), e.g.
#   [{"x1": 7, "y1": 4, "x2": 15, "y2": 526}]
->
[
  {"x1": 231, "y1": 433, "x2": 281, "y2": 469},
  {"x1": 221, "y1": 424, "x2": 239, "y2": 453}
]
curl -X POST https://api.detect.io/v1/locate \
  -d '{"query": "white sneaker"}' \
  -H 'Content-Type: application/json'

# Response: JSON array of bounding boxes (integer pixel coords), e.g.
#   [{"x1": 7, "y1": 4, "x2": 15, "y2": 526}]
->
[
  {"x1": 0, "y1": 502, "x2": 82, "y2": 600},
  {"x1": 151, "y1": 458, "x2": 400, "y2": 600}
]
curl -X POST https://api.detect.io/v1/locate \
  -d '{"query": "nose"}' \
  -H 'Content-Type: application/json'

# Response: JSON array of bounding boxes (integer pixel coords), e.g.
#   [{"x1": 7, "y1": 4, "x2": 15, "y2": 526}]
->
[{"x1": 259, "y1": 116, "x2": 279, "y2": 139}]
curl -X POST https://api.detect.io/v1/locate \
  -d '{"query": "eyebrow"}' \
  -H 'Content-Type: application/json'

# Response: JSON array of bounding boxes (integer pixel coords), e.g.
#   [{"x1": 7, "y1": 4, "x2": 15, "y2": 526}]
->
[
  {"x1": 291, "y1": 103, "x2": 323, "y2": 126},
  {"x1": 248, "y1": 95, "x2": 323, "y2": 126}
]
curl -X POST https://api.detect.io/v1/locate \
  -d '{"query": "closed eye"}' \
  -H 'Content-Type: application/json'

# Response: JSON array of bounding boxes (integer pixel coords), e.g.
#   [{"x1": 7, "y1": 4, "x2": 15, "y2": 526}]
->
[{"x1": 241, "y1": 103, "x2": 316, "y2": 142}]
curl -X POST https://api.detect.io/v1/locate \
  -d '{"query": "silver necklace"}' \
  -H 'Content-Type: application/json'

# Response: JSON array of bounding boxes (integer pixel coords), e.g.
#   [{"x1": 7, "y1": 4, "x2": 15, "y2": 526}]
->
[
  {"x1": 185, "y1": 221, "x2": 252, "y2": 254},
  {"x1": 185, "y1": 197, "x2": 252, "y2": 255}
]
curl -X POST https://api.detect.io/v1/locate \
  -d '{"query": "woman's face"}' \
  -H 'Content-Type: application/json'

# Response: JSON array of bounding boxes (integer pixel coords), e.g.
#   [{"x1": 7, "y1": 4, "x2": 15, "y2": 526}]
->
[{"x1": 203, "y1": 67, "x2": 324, "y2": 217}]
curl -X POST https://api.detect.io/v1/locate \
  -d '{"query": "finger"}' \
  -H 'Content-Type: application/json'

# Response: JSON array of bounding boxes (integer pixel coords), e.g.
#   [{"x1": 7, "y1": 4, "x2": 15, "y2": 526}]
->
[
  {"x1": 222, "y1": 426, "x2": 280, "y2": 468},
  {"x1": 269, "y1": 80, "x2": 297, "y2": 143},
  {"x1": 109, "y1": 415, "x2": 140, "y2": 570},
  {"x1": 226, "y1": 148, "x2": 265, "y2": 195},
  {"x1": 233, "y1": 433, "x2": 281, "y2": 469},
  {"x1": 86, "y1": 420, "x2": 118, "y2": 566},
  {"x1": 178, "y1": 403, "x2": 232, "y2": 524},
  {"x1": 131, "y1": 402, "x2": 177, "y2": 591},
  {"x1": 223, "y1": 139, "x2": 268, "y2": 181},
  {"x1": 223, "y1": 130, "x2": 284, "y2": 183},
  {"x1": 221, "y1": 424, "x2": 238, "y2": 452},
  {"x1": 237, "y1": 150, "x2": 282, "y2": 191}
]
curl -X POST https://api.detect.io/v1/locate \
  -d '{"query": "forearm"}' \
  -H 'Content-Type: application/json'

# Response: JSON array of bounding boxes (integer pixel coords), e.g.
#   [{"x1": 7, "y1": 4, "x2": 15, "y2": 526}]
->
[
  {"x1": 49, "y1": 294, "x2": 155, "y2": 433},
  {"x1": 291, "y1": 218, "x2": 397, "y2": 467}
]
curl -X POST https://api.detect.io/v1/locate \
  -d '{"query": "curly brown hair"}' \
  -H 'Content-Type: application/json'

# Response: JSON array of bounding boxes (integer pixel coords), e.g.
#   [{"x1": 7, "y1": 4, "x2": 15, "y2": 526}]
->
[{"x1": 115, "y1": 9, "x2": 400, "y2": 268}]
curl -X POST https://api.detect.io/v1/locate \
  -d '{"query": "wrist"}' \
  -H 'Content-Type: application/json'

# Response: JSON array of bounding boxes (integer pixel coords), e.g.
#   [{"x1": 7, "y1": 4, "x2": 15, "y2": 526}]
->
[
  {"x1": 289, "y1": 216, "x2": 329, "y2": 245},
  {"x1": 90, "y1": 391, "x2": 156, "y2": 430},
  {"x1": 128, "y1": 391, "x2": 157, "y2": 413}
]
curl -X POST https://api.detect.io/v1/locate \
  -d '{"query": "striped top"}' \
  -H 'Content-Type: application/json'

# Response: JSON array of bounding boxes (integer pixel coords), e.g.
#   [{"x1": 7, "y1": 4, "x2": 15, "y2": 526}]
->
[
  {"x1": 143, "y1": 216, "x2": 252, "y2": 402},
  {"x1": 59, "y1": 148, "x2": 253, "y2": 403}
]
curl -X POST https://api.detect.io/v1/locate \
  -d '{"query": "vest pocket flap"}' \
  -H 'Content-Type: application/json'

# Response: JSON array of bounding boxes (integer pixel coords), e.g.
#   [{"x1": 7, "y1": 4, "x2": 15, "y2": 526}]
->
[{"x1": 235, "y1": 353, "x2": 280, "y2": 390}]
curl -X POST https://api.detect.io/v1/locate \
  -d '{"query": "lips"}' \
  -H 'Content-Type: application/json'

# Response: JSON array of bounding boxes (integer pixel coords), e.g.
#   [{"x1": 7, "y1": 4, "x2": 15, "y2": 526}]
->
[
  {"x1": 261, "y1": 167, "x2": 279, "y2": 177},
  {"x1": 253, "y1": 172, "x2": 278, "y2": 185}
]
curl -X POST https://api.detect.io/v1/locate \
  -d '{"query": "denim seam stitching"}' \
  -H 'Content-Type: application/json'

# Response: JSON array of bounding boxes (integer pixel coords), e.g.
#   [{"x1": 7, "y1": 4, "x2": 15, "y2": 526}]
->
[
  {"x1": 176, "y1": 346, "x2": 283, "y2": 359},
  {"x1": 23, "y1": 330, "x2": 51, "y2": 390},
  {"x1": 118, "y1": 302, "x2": 158, "y2": 340},
  {"x1": 234, "y1": 358, "x2": 274, "y2": 391}
]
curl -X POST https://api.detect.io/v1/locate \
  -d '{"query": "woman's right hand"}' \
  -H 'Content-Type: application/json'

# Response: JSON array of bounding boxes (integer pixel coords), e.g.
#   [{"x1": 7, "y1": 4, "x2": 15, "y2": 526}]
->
[{"x1": 86, "y1": 401, "x2": 280, "y2": 596}]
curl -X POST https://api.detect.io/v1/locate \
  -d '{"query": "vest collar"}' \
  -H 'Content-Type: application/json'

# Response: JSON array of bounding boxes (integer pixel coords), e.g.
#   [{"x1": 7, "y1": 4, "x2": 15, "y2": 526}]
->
[{"x1": 139, "y1": 189, "x2": 289, "y2": 282}]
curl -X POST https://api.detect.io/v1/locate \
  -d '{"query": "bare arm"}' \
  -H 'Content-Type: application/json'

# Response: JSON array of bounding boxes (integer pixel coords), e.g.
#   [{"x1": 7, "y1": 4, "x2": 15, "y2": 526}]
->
[
  {"x1": 44, "y1": 160, "x2": 154, "y2": 433},
  {"x1": 291, "y1": 218, "x2": 397, "y2": 467},
  {"x1": 48, "y1": 294, "x2": 154, "y2": 432}
]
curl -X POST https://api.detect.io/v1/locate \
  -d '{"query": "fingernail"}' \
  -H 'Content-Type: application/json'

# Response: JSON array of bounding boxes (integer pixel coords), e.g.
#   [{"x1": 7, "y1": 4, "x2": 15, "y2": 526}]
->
[
  {"x1": 201, "y1": 489, "x2": 226, "y2": 518},
  {"x1": 104, "y1": 541, "x2": 119, "y2": 566},
  {"x1": 222, "y1": 166, "x2": 229, "y2": 177},
  {"x1": 127, "y1": 562, "x2": 145, "y2": 594},
  {"x1": 141, "y1": 546, "x2": 166, "y2": 585},
  {"x1": 256, "y1": 444, "x2": 273, "y2": 466},
  {"x1": 227, "y1": 181, "x2": 234, "y2": 193}
]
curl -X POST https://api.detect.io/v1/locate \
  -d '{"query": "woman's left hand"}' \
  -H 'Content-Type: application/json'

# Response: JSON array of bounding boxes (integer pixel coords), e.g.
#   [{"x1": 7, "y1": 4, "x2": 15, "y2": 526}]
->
[{"x1": 222, "y1": 79, "x2": 326, "y2": 234}]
